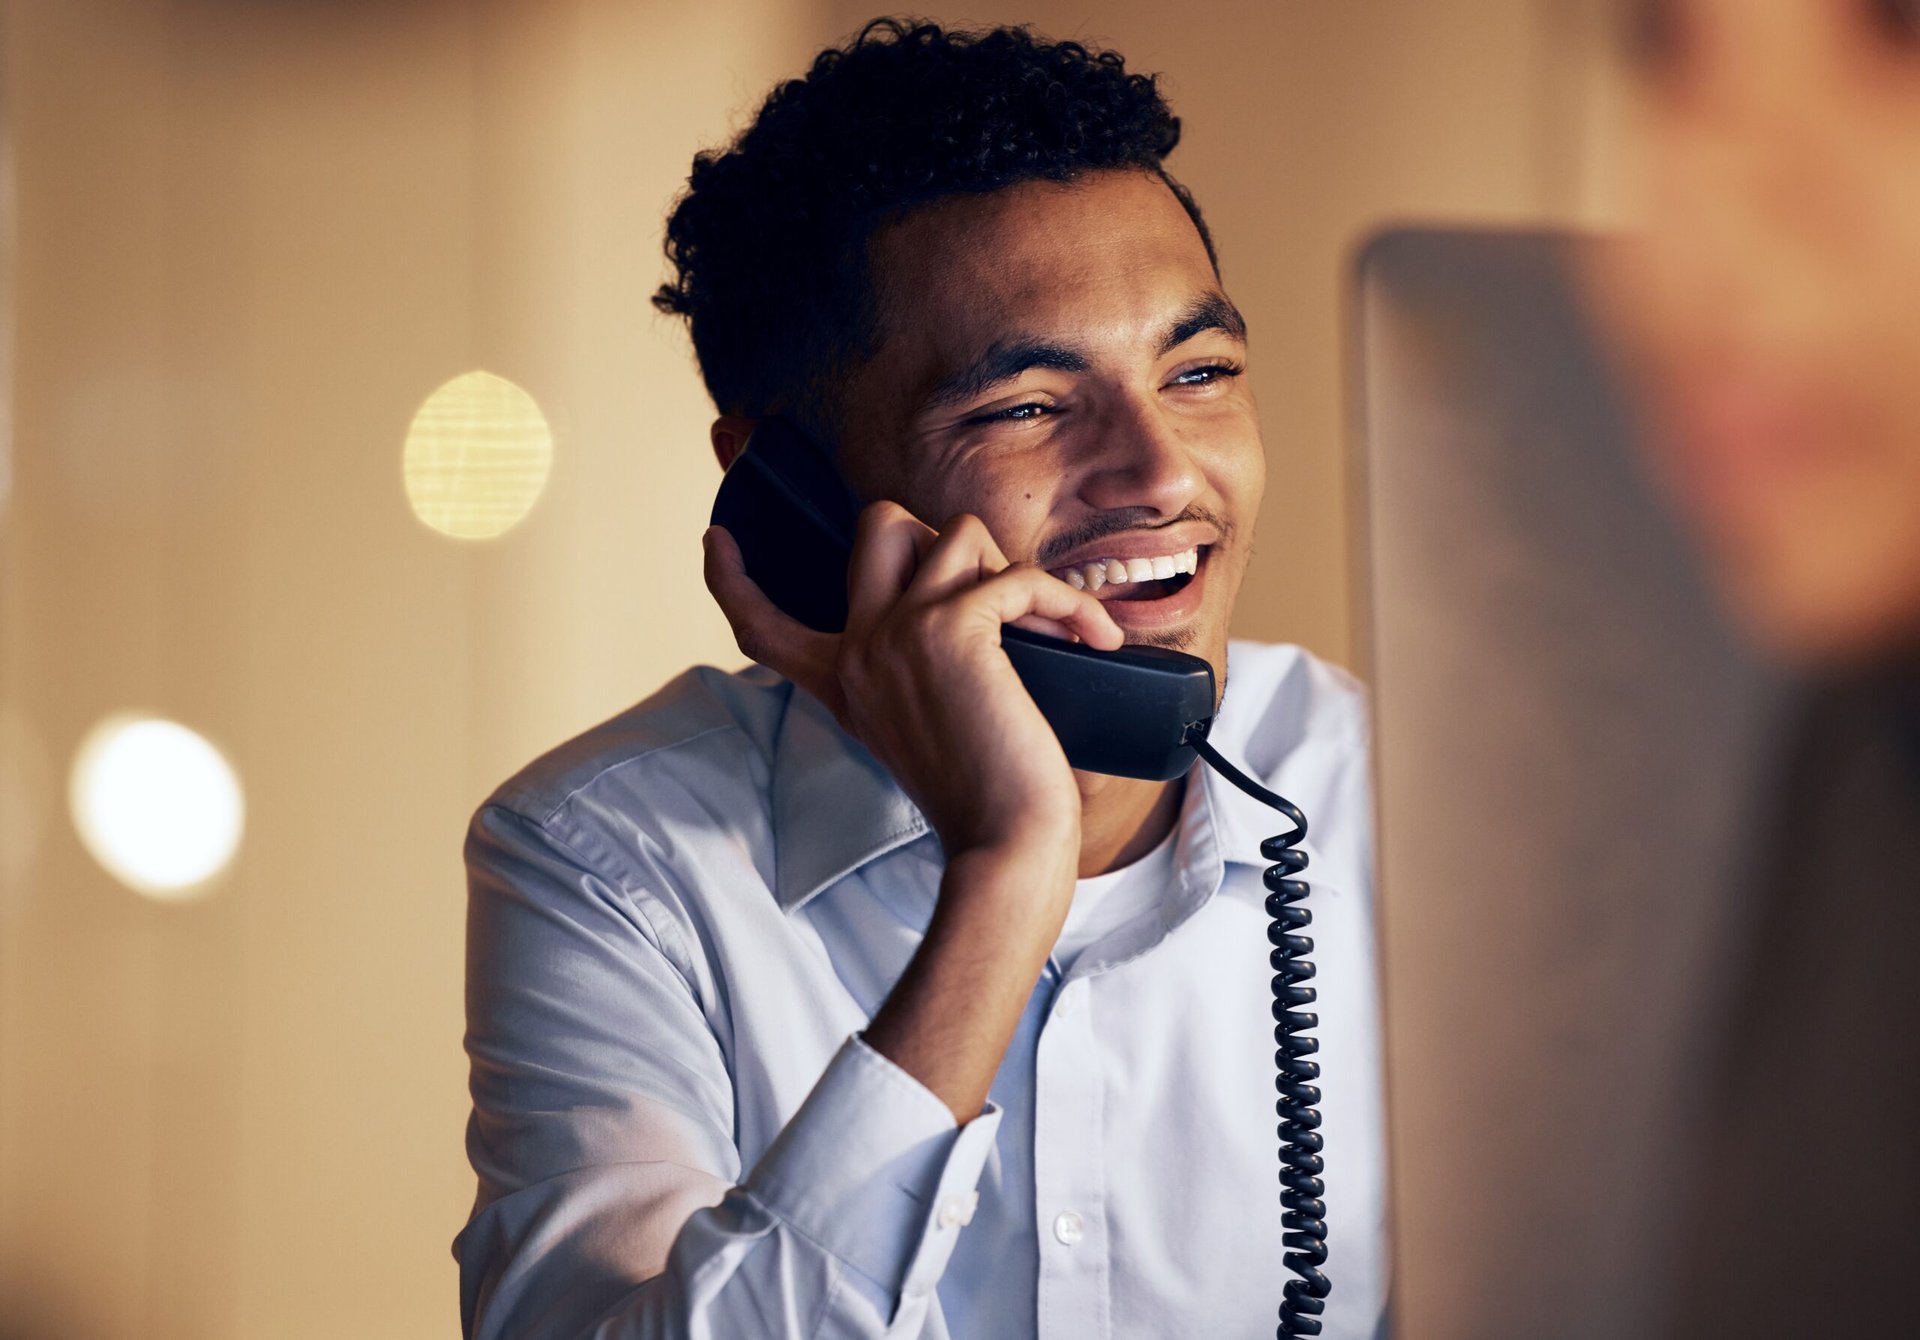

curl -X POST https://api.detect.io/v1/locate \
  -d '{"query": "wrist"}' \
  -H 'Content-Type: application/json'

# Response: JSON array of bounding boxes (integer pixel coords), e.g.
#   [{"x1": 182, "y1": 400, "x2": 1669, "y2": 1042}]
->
[
  {"x1": 944, "y1": 823, "x2": 1078, "y2": 887},
  {"x1": 867, "y1": 818, "x2": 1082, "y2": 1122},
  {"x1": 933, "y1": 835, "x2": 1079, "y2": 945},
  {"x1": 940, "y1": 801, "x2": 1079, "y2": 863}
]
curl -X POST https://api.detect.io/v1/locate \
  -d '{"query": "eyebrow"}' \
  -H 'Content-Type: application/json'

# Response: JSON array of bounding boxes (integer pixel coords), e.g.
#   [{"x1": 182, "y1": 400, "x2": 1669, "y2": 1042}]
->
[
  {"x1": 1161, "y1": 292, "x2": 1248, "y2": 355},
  {"x1": 919, "y1": 291, "x2": 1249, "y2": 415},
  {"x1": 920, "y1": 340, "x2": 1089, "y2": 414}
]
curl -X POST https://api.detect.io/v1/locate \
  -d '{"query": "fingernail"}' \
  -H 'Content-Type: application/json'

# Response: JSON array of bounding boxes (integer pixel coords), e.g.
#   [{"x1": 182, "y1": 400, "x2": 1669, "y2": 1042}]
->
[{"x1": 701, "y1": 525, "x2": 718, "y2": 551}]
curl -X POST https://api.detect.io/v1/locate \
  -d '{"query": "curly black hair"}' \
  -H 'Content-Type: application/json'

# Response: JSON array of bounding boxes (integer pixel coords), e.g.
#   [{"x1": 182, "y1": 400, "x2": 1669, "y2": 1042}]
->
[{"x1": 652, "y1": 17, "x2": 1216, "y2": 440}]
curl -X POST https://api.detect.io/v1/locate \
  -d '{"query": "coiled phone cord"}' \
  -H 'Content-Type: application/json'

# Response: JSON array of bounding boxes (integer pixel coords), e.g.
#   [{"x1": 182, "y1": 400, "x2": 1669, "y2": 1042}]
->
[{"x1": 1185, "y1": 730, "x2": 1329, "y2": 1339}]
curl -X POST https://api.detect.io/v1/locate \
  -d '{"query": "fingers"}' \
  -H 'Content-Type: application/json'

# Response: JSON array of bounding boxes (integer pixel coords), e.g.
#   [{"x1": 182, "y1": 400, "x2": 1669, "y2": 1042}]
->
[
  {"x1": 973, "y1": 565, "x2": 1125, "y2": 650},
  {"x1": 859, "y1": 508, "x2": 1121, "y2": 650},
  {"x1": 846, "y1": 502, "x2": 938, "y2": 638},
  {"x1": 838, "y1": 504, "x2": 1120, "y2": 655},
  {"x1": 703, "y1": 526, "x2": 841, "y2": 705},
  {"x1": 904, "y1": 513, "x2": 1008, "y2": 606},
  {"x1": 906, "y1": 513, "x2": 1120, "y2": 649},
  {"x1": 1007, "y1": 613, "x2": 1085, "y2": 642}
]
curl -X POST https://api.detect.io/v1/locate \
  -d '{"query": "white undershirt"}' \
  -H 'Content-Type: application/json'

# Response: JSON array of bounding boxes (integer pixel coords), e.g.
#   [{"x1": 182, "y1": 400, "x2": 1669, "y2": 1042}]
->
[{"x1": 1052, "y1": 825, "x2": 1181, "y2": 974}]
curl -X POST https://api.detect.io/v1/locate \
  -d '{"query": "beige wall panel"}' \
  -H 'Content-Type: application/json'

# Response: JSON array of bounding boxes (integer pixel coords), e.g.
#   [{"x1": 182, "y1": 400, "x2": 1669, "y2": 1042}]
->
[{"x1": 2, "y1": 3, "x2": 255, "y2": 1334}]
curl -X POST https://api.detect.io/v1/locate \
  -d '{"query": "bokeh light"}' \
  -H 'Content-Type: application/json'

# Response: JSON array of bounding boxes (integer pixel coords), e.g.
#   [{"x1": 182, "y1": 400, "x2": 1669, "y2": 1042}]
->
[
  {"x1": 68, "y1": 714, "x2": 245, "y2": 900},
  {"x1": 402, "y1": 370, "x2": 553, "y2": 539}
]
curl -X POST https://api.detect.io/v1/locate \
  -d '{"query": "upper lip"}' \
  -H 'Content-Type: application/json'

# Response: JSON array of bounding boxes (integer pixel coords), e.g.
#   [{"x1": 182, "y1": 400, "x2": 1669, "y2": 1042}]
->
[{"x1": 1042, "y1": 524, "x2": 1220, "y2": 574}]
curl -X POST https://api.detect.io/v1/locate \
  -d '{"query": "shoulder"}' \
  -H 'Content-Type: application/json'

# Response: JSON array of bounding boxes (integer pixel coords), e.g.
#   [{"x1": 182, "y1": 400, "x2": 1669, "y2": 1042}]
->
[
  {"x1": 1218, "y1": 640, "x2": 1369, "y2": 772},
  {"x1": 477, "y1": 662, "x2": 794, "y2": 837},
  {"x1": 461, "y1": 668, "x2": 801, "y2": 1055}
]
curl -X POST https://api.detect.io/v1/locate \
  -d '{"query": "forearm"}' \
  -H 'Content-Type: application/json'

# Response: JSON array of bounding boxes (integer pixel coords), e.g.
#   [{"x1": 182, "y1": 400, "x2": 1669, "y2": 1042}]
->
[
  {"x1": 464, "y1": 1038, "x2": 1002, "y2": 1340},
  {"x1": 467, "y1": 1185, "x2": 842, "y2": 1340},
  {"x1": 864, "y1": 835, "x2": 1074, "y2": 1122}
]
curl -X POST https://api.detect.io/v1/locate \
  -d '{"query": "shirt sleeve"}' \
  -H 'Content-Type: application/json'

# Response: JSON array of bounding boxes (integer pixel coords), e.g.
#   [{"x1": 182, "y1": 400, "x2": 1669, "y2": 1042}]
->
[{"x1": 456, "y1": 803, "x2": 1001, "y2": 1340}]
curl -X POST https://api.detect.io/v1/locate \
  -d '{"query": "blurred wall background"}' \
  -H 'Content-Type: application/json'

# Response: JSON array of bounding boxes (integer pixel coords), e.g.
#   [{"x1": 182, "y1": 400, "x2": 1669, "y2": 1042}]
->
[{"x1": 0, "y1": 2, "x2": 1622, "y2": 1336}]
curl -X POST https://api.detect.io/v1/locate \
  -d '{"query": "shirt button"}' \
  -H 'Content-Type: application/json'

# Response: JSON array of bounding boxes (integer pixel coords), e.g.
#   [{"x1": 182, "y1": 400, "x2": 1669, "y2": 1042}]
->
[
  {"x1": 938, "y1": 1191, "x2": 978, "y2": 1229},
  {"x1": 1054, "y1": 983, "x2": 1079, "y2": 1018},
  {"x1": 1053, "y1": 1210, "x2": 1084, "y2": 1246}
]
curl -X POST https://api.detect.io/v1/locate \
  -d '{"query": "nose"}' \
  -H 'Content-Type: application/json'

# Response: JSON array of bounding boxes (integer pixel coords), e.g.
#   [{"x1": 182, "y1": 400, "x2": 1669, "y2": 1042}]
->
[{"x1": 1073, "y1": 393, "x2": 1204, "y2": 519}]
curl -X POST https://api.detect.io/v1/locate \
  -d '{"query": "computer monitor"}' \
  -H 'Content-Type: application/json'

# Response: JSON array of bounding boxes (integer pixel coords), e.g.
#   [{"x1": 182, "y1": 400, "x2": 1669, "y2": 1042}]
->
[{"x1": 1352, "y1": 228, "x2": 1784, "y2": 1337}]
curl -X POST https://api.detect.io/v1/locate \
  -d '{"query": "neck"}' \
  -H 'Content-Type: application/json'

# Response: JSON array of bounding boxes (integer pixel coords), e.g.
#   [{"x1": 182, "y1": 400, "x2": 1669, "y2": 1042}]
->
[{"x1": 1074, "y1": 769, "x2": 1185, "y2": 878}]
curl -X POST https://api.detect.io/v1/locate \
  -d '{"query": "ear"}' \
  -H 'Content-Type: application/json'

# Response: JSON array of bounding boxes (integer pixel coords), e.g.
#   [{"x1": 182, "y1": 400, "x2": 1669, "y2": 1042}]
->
[{"x1": 710, "y1": 414, "x2": 758, "y2": 472}]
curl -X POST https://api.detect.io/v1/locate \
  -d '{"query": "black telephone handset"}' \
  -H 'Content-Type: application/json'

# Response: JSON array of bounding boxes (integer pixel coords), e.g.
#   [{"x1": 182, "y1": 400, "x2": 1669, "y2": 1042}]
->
[{"x1": 711, "y1": 419, "x2": 1333, "y2": 1337}]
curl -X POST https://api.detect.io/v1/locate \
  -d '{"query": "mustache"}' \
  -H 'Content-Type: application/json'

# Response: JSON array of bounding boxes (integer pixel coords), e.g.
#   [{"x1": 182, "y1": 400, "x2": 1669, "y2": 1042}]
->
[{"x1": 1032, "y1": 505, "x2": 1233, "y2": 567}]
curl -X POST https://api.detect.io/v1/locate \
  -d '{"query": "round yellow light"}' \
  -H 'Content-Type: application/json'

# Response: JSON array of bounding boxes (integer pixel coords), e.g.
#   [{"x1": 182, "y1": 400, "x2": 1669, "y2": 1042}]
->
[
  {"x1": 69, "y1": 714, "x2": 245, "y2": 900},
  {"x1": 402, "y1": 371, "x2": 553, "y2": 539}
]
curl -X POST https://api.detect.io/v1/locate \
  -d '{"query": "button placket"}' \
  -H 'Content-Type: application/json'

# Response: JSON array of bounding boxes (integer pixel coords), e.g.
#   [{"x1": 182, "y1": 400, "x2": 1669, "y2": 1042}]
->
[{"x1": 1034, "y1": 974, "x2": 1109, "y2": 1336}]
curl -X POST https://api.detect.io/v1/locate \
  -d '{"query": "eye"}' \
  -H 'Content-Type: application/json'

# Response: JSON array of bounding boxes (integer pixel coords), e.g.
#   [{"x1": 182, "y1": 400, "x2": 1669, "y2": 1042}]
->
[
  {"x1": 967, "y1": 400, "x2": 1056, "y2": 425},
  {"x1": 1170, "y1": 361, "x2": 1244, "y2": 387}
]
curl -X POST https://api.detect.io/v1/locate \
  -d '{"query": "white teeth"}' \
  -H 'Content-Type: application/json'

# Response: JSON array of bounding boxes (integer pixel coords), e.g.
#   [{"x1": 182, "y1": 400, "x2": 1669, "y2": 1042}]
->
[{"x1": 1055, "y1": 546, "x2": 1203, "y2": 593}]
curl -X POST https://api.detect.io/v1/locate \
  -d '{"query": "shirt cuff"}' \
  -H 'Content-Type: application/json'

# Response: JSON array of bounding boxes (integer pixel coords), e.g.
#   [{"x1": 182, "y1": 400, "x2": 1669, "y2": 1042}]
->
[{"x1": 742, "y1": 1034, "x2": 1002, "y2": 1302}]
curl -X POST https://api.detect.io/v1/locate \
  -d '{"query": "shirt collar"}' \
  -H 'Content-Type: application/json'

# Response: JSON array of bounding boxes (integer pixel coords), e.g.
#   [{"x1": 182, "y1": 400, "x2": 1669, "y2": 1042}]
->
[
  {"x1": 770, "y1": 684, "x2": 931, "y2": 913},
  {"x1": 768, "y1": 654, "x2": 1281, "y2": 913},
  {"x1": 1193, "y1": 653, "x2": 1291, "y2": 871},
  {"x1": 1198, "y1": 755, "x2": 1285, "y2": 871}
]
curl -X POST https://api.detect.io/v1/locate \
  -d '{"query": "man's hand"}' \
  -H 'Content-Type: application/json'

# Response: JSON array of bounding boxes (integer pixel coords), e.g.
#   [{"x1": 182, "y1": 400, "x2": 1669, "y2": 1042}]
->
[
  {"x1": 703, "y1": 501, "x2": 1122, "y2": 859},
  {"x1": 703, "y1": 501, "x2": 1124, "y2": 1121}
]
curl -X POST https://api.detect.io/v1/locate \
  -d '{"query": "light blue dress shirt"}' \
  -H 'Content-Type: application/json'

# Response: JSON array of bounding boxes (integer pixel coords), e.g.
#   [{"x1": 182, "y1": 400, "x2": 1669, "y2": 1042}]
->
[{"x1": 456, "y1": 640, "x2": 1387, "y2": 1338}]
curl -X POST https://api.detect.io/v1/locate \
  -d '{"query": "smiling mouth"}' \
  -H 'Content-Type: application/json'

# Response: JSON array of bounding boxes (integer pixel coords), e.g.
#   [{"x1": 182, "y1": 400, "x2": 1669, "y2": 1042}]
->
[{"x1": 1049, "y1": 545, "x2": 1204, "y2": 602}]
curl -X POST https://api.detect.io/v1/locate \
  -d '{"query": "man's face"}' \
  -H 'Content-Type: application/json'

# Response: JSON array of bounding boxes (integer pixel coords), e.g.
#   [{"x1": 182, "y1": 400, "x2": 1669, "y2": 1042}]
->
[
  {"x1": 834, "y1": 168, "x2": 1265, "y2": 690},
  {"x1": 1595, "y1": 0, "x2": 1920, "y2": 664}
]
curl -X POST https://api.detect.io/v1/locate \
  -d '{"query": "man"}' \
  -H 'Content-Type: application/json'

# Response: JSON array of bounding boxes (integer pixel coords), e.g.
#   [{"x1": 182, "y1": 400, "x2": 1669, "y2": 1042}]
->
[
  {"x1": 1591, "y1": 0, "x2": 1920, "y2": 1332},
  {"x1": 455, "y1": 20, "x2": 1386, "y2": 1339}
]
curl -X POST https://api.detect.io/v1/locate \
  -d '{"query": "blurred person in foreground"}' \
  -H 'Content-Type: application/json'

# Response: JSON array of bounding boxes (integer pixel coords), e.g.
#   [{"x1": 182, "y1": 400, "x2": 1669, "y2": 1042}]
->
[
  {"x1": 1592, "y1": 0, "x2": 1920, "y2": 1333},
  {"x1": 452, "y1": 19, "x2": 1387, "y2": 1339}
]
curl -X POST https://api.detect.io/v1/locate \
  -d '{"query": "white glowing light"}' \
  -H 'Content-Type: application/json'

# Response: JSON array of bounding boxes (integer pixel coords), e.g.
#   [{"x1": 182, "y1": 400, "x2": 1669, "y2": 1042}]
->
[
  {"x1": 402, "y1": 370, "x2": 554, "y2": 539},
  {"x1": 69, "y1": 715, "x2": 244, "y2": 900}
]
